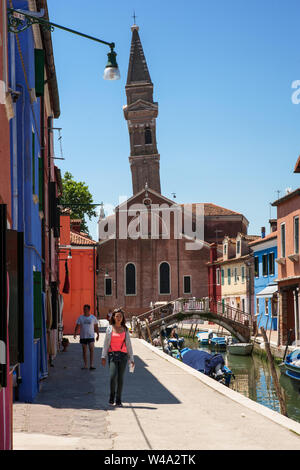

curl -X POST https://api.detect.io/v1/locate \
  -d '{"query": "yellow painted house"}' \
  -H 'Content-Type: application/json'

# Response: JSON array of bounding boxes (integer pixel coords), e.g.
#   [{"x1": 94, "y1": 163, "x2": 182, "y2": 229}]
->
[{"x1": 218, "y1": 233, "x2": 259, "y2": 314}]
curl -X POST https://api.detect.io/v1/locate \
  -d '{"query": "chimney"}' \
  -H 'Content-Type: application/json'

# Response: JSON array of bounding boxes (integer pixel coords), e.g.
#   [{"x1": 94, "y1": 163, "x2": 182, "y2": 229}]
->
[
  {"x1": 269, "y1": 219, "x2": 277, "y2": 233},
  {"x1": 261, "y1": 226, "x2": 266, "y2": 239},
  {"x1": 210, "y1": 243, "x2": 218, "y2": 263},
  {"x1": 70, "y1": 219, "x2": 82, "y2": 234}
]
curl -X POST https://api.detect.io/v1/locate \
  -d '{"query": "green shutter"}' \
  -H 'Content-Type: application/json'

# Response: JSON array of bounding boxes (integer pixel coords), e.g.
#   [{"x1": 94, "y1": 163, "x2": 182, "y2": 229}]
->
[
  {"x1": 39, "y1": 158, "x2": 44, "y2": 211},
  {"x1": 33, "y1": 271, "x2": 42, "y2": 339},
  {"x1": 34, "y1": 49, "x2": 45, "y2": 97}
]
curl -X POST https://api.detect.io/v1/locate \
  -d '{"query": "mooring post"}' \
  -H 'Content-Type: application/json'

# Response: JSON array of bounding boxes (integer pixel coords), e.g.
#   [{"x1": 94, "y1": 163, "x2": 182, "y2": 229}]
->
[
  {"x1": 261, "y1": 327, "x2": 288, "y2": 417},
  {"x1": 145, "y1": 319, "x2": 153, "y2": 345}
]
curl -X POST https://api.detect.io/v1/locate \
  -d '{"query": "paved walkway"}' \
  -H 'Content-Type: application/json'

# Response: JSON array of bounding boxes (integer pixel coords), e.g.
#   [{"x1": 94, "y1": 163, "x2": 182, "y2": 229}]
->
[{"x1": 13, "y1": 331, "x2": 300, "y2": 450}]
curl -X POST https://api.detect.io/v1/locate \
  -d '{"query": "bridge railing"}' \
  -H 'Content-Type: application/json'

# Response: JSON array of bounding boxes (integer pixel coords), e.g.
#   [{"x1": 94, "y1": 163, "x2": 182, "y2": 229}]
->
[
  {"x1": 174, "y1": 297, "x2": 253, "y2": 328},
  {"x1": 135, "y1": 299, "x2": 179, "y2": 324},
  {"x1": 133, "y1": 297, "x2": 253, "y2": 333}
]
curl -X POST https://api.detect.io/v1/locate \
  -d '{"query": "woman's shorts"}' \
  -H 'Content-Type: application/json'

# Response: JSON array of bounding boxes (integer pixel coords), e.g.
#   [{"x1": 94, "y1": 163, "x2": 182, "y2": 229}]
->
[{"x1": 80, "y1": 338, "x2": 95, "y2": 345}]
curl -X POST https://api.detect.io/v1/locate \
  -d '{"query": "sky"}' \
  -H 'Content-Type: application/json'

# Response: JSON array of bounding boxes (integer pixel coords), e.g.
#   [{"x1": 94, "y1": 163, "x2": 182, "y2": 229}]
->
[{"x1": 47, "y1": 0, "x2": 300, "y2": 241}]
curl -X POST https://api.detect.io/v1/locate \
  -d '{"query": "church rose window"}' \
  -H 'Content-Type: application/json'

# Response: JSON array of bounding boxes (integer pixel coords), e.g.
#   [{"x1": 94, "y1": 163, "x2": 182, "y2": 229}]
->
[
  {"x1": 125, "y1": 263, "x2": 136, "y2": 295},
  {"x1": 159, "y1": 262, "x2": 170, "y2": 294}
]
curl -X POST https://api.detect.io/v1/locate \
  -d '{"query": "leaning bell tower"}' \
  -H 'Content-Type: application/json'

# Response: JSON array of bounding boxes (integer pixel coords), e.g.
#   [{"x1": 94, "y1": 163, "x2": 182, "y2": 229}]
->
[{"x1": 123, "y1": 24, "x2": 161, "y2": 195}]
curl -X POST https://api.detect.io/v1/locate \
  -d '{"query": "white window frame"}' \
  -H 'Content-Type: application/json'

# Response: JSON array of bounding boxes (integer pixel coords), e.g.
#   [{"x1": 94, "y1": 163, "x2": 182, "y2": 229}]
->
[
  {"x1": 265, "y1": 298, "x2": 269, "y2": 315},
  {"x1": 268, "y1": 252, "x2": 275, "y2": 276},
  {"x1": 256, "y1": 297, "x2": 260, "y2": 316},
  {"x1": 281, "y1": 222, "x2": 286, "y2": 258},
  {"x1": 216, "y1": 268, "x2": 220, "y2": 286},
  {"x1": 294, "y1": 216, "x2": 299, "y2": 255},
  {"x1": 241, "y1": 266, "x2": 245, "y2": 283}
]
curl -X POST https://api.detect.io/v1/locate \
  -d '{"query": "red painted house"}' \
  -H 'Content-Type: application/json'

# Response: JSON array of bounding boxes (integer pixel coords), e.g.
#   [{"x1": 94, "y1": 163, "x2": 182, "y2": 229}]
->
[{"x1": 59, "y1": 214, "x2": 97, "y2": 334}]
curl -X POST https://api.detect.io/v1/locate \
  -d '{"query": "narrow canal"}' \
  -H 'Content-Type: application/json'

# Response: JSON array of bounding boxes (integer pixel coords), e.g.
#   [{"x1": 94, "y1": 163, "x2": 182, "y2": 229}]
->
[{"x1": 182, "y1": 333, "x2": 300, "y2": 423}]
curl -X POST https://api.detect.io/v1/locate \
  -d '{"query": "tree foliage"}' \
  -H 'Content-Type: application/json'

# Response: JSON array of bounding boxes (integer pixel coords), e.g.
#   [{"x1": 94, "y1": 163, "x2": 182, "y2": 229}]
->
[{"x1": 61, "y1": 172, "x2": 97, "y2": 234}]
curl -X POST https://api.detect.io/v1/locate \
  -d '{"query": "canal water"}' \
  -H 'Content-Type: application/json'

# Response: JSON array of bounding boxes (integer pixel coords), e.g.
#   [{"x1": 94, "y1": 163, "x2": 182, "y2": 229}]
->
[{"x1": 182, "y1": 334, "x2": 300, "y2": 424}]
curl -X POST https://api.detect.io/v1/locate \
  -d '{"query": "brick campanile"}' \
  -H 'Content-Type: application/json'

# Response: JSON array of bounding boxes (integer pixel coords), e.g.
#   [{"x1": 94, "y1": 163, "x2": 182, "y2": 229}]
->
[{"x1": 123, "y1": 24, "x2": 161, "y2": 195}]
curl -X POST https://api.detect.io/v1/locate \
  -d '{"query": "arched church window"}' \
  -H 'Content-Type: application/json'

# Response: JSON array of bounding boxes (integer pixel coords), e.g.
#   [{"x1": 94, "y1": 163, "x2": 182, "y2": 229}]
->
[
  {"x1": 145, "y1": 127, "x2": 152, "y2": 144},
  {"x1": 125, "y1": 263, "x2": 136, "y2": 295},
  {"x1": 159, "y1": 262, "x2": 170, "y2": 294}
]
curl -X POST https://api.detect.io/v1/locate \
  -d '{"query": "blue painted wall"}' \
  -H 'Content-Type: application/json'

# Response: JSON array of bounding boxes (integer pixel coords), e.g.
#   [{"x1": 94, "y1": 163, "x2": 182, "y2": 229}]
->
[
  {"x1": 253, "y1": 239, "x2": 278, "y2": 331},
  {"x1": 9, "y1": 0, "x2": 46, "y2": 402}
]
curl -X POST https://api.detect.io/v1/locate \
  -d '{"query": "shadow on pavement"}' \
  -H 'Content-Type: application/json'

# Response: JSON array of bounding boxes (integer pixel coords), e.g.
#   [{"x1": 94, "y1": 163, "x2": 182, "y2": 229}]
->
[{"x1": 16, "y1": 342, "x2": 181, "y2": 411}]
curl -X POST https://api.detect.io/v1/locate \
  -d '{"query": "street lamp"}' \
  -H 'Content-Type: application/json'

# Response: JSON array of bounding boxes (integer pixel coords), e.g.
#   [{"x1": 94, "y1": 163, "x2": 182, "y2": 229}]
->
[{"x1": 7, "y1": 8, "x2": 120, "y2": 81}]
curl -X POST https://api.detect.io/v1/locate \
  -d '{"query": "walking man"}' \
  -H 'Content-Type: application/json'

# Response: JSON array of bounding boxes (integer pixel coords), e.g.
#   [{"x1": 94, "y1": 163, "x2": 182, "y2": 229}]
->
[{"x1": 74, "y1": 304, "x2": 99, "y2": 370}]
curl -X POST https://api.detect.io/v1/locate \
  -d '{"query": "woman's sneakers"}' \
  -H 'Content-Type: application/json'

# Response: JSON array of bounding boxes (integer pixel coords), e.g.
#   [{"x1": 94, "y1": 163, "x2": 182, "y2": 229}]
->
[
  {"x1": 109, "y1": 396, "x2": 123, "y2": 407},
  {"x1": 109, "y1": 395, "x2": 115, "y2": 405}
]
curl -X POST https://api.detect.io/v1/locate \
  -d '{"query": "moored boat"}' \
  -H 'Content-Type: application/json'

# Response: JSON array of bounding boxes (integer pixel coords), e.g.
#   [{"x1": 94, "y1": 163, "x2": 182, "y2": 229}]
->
[
  {"x1": 178, "y1": 348, "x2": 234, "y2": 386},
  {"x1": 208, "y1": 336, "x2": 227, "y2": 350},
  {"x1": 228, "y1": 343, "x2": 253, "y2": 356},
  {"x1": 283, "y1": 349, "x2": 300, "y2": 381}
]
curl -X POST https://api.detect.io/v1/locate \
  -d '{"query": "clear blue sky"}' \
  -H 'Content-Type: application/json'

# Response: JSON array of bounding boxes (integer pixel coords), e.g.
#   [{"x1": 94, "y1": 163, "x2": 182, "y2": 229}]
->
[{"x1": 47, "y1": 0, "x2": 300, "y2": 240}]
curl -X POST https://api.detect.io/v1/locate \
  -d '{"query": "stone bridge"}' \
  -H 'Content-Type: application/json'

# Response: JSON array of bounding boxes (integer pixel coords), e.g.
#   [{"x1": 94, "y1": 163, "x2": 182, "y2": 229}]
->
[{"x1": 132, "y1": 298, "x2": 253, "y2": 344}]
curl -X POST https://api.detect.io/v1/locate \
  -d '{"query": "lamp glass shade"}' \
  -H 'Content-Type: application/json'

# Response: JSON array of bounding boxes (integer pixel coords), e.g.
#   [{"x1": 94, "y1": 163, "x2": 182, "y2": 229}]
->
[
  {"x1": 103, "y1": 49, "x2": 120, "y2": 80},
  {"x1": 103, "y1": 66, "x2": 120, "y2": 80}
]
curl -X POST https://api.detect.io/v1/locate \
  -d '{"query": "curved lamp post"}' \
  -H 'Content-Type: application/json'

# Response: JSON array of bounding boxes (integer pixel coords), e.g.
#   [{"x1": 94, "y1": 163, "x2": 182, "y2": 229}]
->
[{"x1": 7, "y1": 7, "x2": 120, "y2": 80}]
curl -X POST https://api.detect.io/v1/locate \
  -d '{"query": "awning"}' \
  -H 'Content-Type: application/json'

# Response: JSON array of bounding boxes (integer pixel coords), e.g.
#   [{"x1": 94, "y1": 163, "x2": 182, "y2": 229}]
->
[{"x1": 256, "y1": 284, "x2": 278, "y2": 298}]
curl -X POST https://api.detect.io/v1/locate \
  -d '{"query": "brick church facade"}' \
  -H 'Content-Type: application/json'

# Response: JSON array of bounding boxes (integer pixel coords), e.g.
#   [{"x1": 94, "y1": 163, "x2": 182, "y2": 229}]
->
[{"x1": 96, "y1": 24, "x2": 249, "y2": 318}]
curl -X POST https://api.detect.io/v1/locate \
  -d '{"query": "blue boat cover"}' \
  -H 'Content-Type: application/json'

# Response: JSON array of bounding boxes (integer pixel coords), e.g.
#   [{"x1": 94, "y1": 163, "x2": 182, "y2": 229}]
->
[{"x1": 182, "y1": 349, "x2": 213, "y2": 373}]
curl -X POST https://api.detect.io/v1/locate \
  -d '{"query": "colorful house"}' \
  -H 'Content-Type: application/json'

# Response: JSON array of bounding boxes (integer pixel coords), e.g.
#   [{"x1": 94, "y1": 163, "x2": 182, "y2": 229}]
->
[
  {"x1": 272, "y1": 189, "x2": 300, "y2": 346},
  {"x1": 7, "y1": 0, "x2": 61, "y2": 403},
  {"x1": 249, "y1": 224, "x2": 278, "y2": 331},
  {"x1": 212, "y1": 233, "x2": 259, "y2": 316},
  {"x1": 0, "y1": 0, "x2": 13, "y2": 449},
  {"x1": 59, "y1": 214, "x2": 97, "y2": 334}
]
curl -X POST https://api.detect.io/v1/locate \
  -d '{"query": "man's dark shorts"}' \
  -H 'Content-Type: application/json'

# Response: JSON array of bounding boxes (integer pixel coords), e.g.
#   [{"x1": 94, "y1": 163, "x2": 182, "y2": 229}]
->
[{"x1": 80, "y1": 338, "x2": 95, "y2": 345}]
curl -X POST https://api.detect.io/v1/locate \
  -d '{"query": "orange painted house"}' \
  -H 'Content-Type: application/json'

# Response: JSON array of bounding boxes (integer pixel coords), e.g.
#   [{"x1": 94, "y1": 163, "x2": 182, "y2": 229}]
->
[{"x1": 59, "y1": 214, "x2": 97, "y2": 334}]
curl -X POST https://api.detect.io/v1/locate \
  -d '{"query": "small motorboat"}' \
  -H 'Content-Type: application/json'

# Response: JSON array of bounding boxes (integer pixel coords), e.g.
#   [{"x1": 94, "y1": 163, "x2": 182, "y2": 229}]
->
[
  {"x1": 228, "y1": 343, "x2": 253, "y2": 356},
  {"x1": 167, "y1": 337, "x2": 185, "y2": 350},
  {"x1": 208, "y1": 336, "x2": 227, "y2": 350},
  {"x1": 283, "y1": 349, "x2": 300, "y2": 381},
  {"x1": 196, "y1": 331, "x2": 212, "y2": 345},
  {"x1": 177, "y1": 348, "x2": 234, "y2": 386}
]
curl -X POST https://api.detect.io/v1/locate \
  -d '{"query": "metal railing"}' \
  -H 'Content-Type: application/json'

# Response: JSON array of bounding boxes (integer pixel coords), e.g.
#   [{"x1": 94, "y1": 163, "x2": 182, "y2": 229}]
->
[{"x1": 133, "y1": 297, "x2": 252, "y2": 332}]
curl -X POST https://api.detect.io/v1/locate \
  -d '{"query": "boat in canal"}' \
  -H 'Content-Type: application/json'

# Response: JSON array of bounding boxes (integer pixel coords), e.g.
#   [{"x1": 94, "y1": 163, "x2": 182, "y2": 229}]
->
[
  {"x1": 228, "y1": 343, "x2": 253, "y2": 356},
  {"x1": 283, "y1": 349, "x2": 300, "y2": 382},
  {"x1": 196, "y1": 331, "x2": 215, "y2": 345},
  {"x1": 208, "y1": 336, "x2": 227, "y2": 350},
  {"x1": 177, "y1": 347, "x2": 234, "y2": 386}
]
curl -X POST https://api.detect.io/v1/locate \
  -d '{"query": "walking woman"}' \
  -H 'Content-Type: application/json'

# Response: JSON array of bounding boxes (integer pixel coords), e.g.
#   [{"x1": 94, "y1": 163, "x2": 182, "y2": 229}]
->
[{"x1": 101, "y1": 308, "x2": 134, "y2": 407}]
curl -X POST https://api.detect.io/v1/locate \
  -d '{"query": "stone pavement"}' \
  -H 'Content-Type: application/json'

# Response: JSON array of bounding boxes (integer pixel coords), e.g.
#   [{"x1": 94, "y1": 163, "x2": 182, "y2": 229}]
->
[{"x1": 13, "y1": 330, "x2": 300, "y2": 450}]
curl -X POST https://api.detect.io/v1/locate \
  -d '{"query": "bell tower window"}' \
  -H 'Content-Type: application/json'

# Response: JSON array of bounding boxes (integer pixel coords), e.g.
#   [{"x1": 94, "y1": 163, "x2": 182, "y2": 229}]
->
[{"x1": 145, "y1": 127, "x2": 152, "y2": 144}]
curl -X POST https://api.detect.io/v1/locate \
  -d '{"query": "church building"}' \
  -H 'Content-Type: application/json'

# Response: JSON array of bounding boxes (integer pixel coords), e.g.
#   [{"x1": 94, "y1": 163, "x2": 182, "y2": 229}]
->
[{"x1": 96, "y1": 24, "x2": 249, "y2": 318}]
